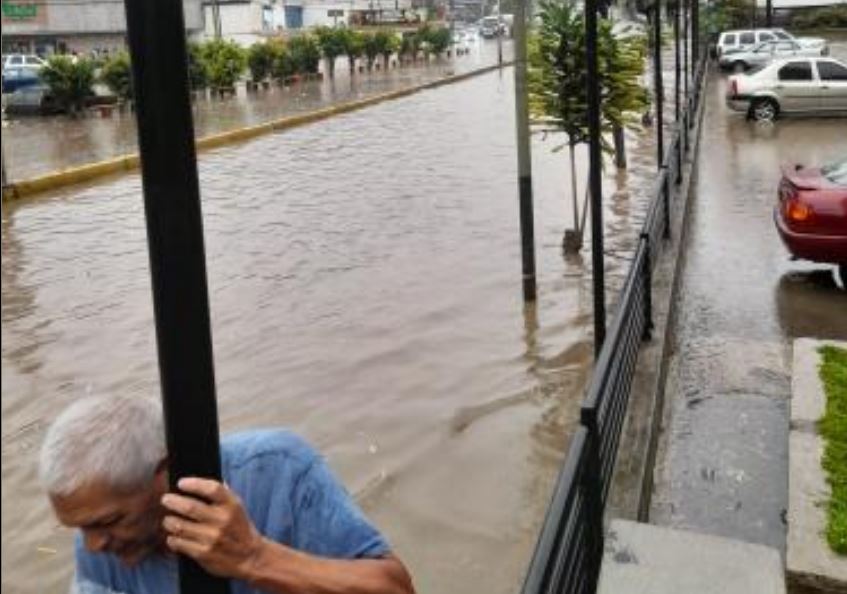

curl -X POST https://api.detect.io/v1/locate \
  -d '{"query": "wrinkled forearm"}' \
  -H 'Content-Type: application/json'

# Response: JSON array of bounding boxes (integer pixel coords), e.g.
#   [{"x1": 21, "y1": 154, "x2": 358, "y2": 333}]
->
[{"x1": 245, "y1": 538, "x2": 415, "y2": 594}]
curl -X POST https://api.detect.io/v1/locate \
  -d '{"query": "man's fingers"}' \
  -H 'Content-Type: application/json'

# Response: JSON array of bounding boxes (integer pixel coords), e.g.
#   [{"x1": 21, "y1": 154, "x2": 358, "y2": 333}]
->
[
  {"x1": 162, "y1": 515, "x2": 218, "y2": 545},
  {"x1": 177, "y1": 477, "x2": 231, "y2": 504},
  {"x1": 160, "y1": 493, "x2": 221, "y2": 523},
  {"x1": 166, "y1": 534, "x2": 208, "y2": 560}
]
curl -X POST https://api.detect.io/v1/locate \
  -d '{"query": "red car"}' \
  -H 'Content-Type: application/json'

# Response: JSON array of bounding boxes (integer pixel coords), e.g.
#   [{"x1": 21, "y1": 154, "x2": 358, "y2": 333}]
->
[{"x1": 775, "y1": 157, "x2": 847, "y2": 287}]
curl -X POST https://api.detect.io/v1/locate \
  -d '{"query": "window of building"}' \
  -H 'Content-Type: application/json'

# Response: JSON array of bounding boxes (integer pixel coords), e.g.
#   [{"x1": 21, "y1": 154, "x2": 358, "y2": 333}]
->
[{"x1": 778, "y1": 61, "x2": 813, "y2": 81}]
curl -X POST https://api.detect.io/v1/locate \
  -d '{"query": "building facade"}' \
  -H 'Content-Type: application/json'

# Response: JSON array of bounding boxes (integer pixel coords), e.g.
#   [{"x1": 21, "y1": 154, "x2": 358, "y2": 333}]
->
[{"x1": 2, "y1": 0, "x2": 204, "y2": 56}]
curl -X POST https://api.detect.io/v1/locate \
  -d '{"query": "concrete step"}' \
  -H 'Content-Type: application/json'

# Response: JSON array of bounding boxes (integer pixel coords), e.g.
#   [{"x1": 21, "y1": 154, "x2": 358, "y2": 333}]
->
[{"x1": 598, "y1": 519, "x2": 785, "y2": 594}]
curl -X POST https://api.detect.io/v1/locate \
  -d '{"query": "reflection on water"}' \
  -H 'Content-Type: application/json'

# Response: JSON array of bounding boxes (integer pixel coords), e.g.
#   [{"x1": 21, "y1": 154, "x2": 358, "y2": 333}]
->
[{"x1": 3, "y1": 59, "x2": 661, "y2": 593}]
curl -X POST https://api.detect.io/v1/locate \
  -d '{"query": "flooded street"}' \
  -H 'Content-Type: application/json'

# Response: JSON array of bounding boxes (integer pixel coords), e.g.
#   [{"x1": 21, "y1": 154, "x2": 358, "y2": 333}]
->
[
  {"x1": 2, "y1": 41, "x2": 513, "y2": 180},
  {"x1": 651, "y1": 39, "x2": 847, "y2": 554},
  {"x1": 2, "y1": 58, "x2": 663, "y2": 593}
]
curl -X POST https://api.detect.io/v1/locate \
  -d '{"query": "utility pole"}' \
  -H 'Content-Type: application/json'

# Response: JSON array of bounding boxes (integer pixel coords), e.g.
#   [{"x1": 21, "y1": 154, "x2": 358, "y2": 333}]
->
[
  {"x1": 513, "y1": 0, "x2": 536, "y2": 302},
  {"x1": 766, "y1": 0, "x2": 772, "y2": 27},
  {"x1": 586, "y1": 0, "x2": 606, "y2": 354}
]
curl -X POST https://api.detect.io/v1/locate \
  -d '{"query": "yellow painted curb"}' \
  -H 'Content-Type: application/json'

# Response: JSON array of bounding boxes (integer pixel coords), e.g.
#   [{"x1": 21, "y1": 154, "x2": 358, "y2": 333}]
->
[{"x1": 2, "y1": 62, "x2": 512, "y2": 203}]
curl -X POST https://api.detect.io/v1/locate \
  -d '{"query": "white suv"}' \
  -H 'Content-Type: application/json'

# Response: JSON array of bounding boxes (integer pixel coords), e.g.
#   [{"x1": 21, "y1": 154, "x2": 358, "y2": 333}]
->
[{"x1": 716, "y1": 29, "x2": 827, "y2": 58}]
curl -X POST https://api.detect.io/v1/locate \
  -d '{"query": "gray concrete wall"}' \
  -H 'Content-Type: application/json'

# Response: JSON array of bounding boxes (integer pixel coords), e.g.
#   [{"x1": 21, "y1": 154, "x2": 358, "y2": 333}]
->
[{"x1": 2, "y1": 0, "x2": 203, "y2": 35}]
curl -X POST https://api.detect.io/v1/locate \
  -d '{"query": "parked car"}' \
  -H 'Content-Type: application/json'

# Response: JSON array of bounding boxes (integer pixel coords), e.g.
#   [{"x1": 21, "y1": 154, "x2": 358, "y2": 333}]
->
[
  {"x1": 2, "y1": 53, "x2": 46, "y2": 71},
  {"x1": 774, "y1": 157, "x2": 847, "y2": 286},
  {"x1": 2, "y1": 65, "x2": 42, "y2": 94},
  {"x1": 716, "y1": 28, "x2": 827, "y2": 58},
  {"x1": 719, "y1": 39, "x2": 826, "y2": 72},
  {"x1": 726, "y1": 57, "x2": 847, "y2": 121}
]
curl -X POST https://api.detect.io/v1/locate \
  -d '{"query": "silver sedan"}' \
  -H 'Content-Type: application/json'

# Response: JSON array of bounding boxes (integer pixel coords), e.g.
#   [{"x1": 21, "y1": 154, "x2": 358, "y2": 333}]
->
[
  {"x1": 726, "y1": 57, "x2": 847, "y2": 121},
  {"x1": 719, "y1": 40, "x2": 827, "y2": 72}
]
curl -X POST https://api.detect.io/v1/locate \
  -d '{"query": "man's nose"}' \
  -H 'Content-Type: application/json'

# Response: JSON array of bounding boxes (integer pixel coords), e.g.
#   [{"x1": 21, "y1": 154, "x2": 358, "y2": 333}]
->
[{"x1": 83, "y1": 530, "x2": 111, "y2": 553}]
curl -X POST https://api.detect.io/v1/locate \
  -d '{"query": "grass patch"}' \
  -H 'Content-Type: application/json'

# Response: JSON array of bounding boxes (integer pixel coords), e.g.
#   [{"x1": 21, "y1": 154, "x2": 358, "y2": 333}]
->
[{"x1": 819, "y1": 345, "x2": 847, "y2": 555}]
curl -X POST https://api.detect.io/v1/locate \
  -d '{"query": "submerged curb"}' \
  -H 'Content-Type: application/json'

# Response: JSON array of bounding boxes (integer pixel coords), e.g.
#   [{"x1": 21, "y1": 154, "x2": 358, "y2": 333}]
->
[{"x1": 2, "y1": 62, "x2": 513, "y2": 203}]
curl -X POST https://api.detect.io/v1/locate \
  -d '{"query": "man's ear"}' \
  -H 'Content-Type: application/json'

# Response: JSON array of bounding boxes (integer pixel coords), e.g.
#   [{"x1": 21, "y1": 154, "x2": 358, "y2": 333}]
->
[{"x1": 154, "y1": 457, "x2": 169, "y2": 489}]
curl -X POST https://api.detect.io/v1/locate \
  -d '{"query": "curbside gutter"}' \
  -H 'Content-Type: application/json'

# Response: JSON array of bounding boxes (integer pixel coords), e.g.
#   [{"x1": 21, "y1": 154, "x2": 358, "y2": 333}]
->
[{"x1": 2, "y1": 62, "x2": 512, "y2": 203}]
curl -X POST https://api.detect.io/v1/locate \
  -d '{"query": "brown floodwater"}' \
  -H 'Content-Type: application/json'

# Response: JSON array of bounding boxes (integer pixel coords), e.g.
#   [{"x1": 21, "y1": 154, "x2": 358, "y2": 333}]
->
[{"x1": 3, "y1": 42, "x2": 671, "y2": 594}]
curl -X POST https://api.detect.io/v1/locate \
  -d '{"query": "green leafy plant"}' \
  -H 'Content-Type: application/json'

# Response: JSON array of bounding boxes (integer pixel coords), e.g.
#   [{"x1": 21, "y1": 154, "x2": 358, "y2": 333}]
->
[
  {"x1": 374, "y1": 30, "x2": 400, "y2": 68},
  {"x1": 100, "y1": 51, "x2": 133, "y2": 101},
  {"x1": 39, "y1": 56, "x2": 96, "y2": 115},
  {"x1": 340, "y1": 29, "x2": 366, "y2": 73},
  {"x1": 362, "y1": 32, "x2": 381, "y2": 70},
  {"x1": 314, "y1": 26, "x2": 347, "y2": 77},
  {"x1": 269, "y1": 40, "x2": 295, "y2": 81},
  {"x1": 400, "y1": 32, "x2": 421, "y2": 62},
  {"x1": 792, "y1": 4, "x2": 847, "y2": 29},
  {"x1": 187, "y1": 41, "x2": 209, "y2": 89},
  {"x1": 528, "y1": 1, "x2": 649, "y2": 243},
  {"x1": 247, "y1": 41, "x2": 276, "y2": 83},
  {"x1": 287, "y1": 34, "x2": 321, "y2": 74},
  {"x1": 200, "y1": 39, "x2": 246, "y2": 90}
]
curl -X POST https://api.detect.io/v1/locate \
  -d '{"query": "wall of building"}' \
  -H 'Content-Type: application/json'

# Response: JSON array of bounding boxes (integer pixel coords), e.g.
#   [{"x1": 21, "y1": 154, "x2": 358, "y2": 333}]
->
[
  {"x1": 201, "y1": 1, "x2": 285, "y2": 45},
  {"x1": 2, "y1": 0, "x2": 203, "y2": 36}
]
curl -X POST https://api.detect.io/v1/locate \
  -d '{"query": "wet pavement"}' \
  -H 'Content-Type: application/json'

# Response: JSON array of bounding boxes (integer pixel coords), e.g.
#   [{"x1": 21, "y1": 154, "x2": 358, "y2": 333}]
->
[
  {"x1": 1, "y1": 50, "x2": 670, "y2": 593},
  {"x1": 2, "y1": 40, "x2": 513, "y2": 181},
  {"x1": 650, "y1": 38, "x2": 847, "y2": 555}
]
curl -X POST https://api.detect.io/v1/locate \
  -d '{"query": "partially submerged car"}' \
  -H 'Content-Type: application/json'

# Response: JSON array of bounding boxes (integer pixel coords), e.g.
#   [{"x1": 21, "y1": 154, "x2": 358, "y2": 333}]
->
[
  {"x1": 775, "y1": 157, "x2": 847, "y2": 286},
  {"x1": 726, "y1": 57, "x2": 847, "y2": 121}
]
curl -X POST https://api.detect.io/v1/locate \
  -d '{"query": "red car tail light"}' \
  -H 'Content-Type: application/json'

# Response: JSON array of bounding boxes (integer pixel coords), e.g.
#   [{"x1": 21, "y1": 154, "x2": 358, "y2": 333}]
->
[{"x1": 784, "y1": 198, "x2": 815, "y2": 226}]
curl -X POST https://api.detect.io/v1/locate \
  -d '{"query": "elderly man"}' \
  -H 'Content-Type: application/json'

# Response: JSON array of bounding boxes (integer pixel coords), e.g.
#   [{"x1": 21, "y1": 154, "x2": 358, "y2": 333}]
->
[{"x1": 40, "y1": 395, "x2": 414, "y2": 594}]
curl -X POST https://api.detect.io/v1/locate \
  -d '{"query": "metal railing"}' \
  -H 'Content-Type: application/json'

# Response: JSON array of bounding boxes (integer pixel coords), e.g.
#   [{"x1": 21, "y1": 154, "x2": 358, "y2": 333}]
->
[{"x1": 520, "y1": 52, "x2": 709, "y2": 594}]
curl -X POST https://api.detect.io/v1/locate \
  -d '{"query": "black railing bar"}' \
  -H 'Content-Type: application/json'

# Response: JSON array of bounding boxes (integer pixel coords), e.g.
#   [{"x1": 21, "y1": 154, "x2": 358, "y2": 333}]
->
[
  {"x1": 581, "y1": 243, "x2": 646, "y2": 417},
  {"x1": 545, "y1": 485, "x2": 586, "y2": 593},
  {"x1": 596, "y1": 300, "x2": 643, "y2": 462},
  {"x1": 560, "y1": 520, "x2": 589, "y2": 594},
  {"x1": 595, "y1": 309, "x2": 639, "y2": 427},
  {"x1": 598, "y1": 320, "x2": 643, "y2": 499},
  {"x1": 589, "y1": 245, "x2": 648, "y2": 424},
  {"x1": 521, "y1": 427, "x2": 590, "y2": 594},
  {"x1": 552, "y1": 494, "x2": 589, "y2": 593},
  {"x1": 596, "y1": 290, "x2": 643, "y2": 451}
]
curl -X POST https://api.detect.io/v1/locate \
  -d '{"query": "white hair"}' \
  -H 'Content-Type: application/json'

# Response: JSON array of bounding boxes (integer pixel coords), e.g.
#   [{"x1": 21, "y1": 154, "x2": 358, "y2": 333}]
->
[{"x1": 39, "y1": 395, "x2": 166, "y2": 496}]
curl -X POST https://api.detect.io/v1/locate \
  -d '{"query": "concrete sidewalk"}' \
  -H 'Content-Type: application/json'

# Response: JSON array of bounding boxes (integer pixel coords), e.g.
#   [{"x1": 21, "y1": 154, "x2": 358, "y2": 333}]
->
[{"x1": 648, "y1": 66, "x2": 847, "y2": 555}]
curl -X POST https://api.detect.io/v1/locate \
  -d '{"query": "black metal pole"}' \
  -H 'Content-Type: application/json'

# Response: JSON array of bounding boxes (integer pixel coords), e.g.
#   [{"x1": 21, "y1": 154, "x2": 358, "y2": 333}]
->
[
  {"x1": 513, "y1": 0, "x2": 537, "y2": 302},
  {"x1": 766, "y1": 0, "x2": 772, "y2": 27},
  {"x1": 122, "y1": 0, "x2": 230, "y2": 593},
  {"x1": 653, "y1": 2, "x2": 664, "y2": 166},
  {"x1": 692, "y1": 0, "x2": 699, "y2": 68},
  {"x1": 674, "y1": 0, "x2": 680, "y2": 123},
  {"x1": 683, "y1": 0, "x2": 689, "y2": 104},
  {"x1": 586, "y1": 0, "x2": 606, "y2": 354}
]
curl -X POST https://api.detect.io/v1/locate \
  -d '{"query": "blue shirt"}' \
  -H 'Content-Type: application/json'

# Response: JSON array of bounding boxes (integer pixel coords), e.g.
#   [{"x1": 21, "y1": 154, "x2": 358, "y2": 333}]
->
[{"x1": 74, "y1": 429, "x2": 390, "y2": 594}]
